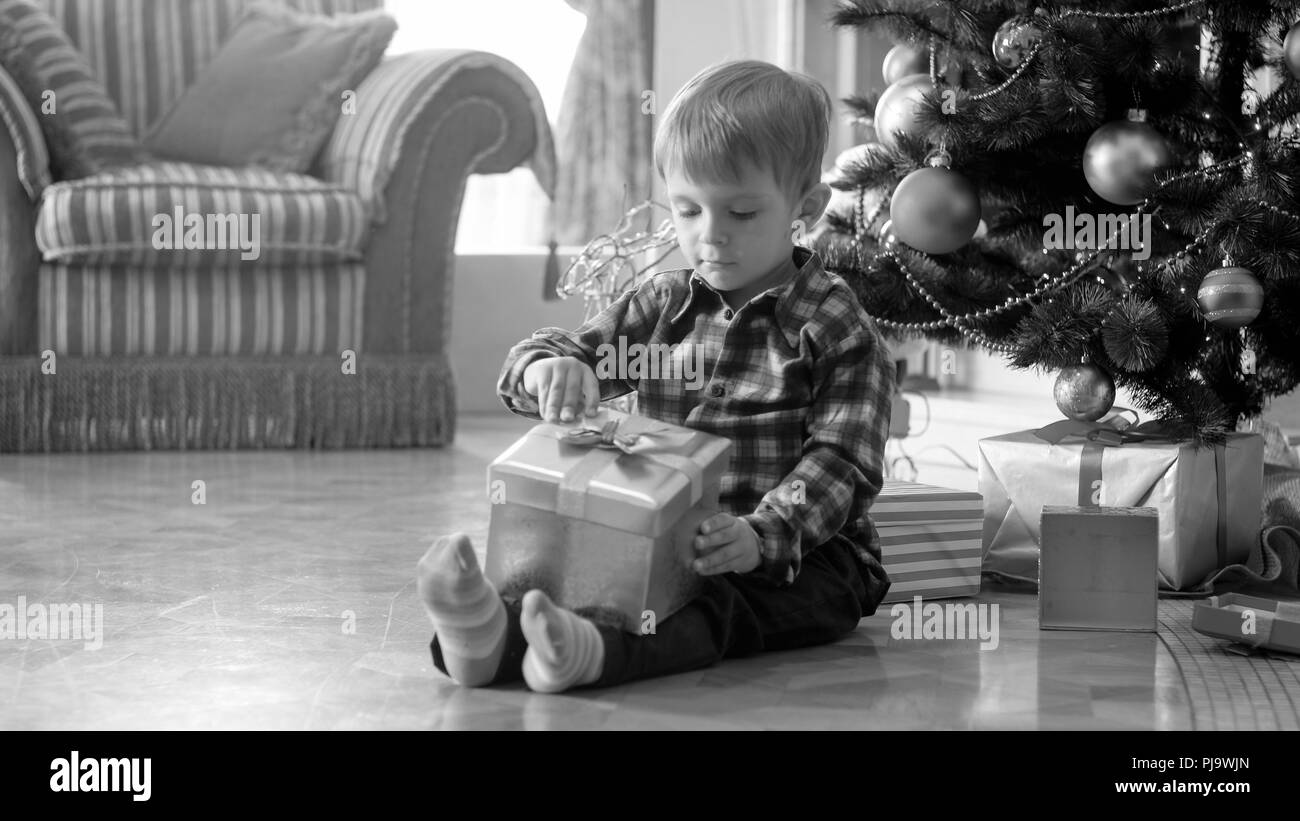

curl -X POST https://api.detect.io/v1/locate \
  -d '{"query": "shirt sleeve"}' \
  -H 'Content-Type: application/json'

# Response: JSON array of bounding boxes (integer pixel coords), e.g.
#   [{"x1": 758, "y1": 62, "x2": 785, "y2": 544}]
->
[
  {"x1": 740, "y1": 317, "x2": 896, "y2": 586},
  {"x1": 497, "y1": 278, "x2": 671, "y2": 418}
]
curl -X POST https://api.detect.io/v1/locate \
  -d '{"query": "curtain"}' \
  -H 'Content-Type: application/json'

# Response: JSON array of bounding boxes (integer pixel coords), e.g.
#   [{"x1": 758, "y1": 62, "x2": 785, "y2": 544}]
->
[{"x1": 553, "y1": 0, "x2": 653, "y2": 245}]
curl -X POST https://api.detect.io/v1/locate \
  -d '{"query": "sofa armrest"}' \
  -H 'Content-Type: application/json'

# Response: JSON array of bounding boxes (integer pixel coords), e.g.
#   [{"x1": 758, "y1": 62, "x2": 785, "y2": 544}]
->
[
  {"x1": 0, "y1": 62, "x2": 51, "y2": 201},
  {"x1": 317, "y1": 49, "x2": 555, "y2": 222},
  {"x1": 316, "y1": 49, "x2": 556, "y2": 356},
  {"x1": 0, "y1": 98, "x2": 42, "y2": 355}
]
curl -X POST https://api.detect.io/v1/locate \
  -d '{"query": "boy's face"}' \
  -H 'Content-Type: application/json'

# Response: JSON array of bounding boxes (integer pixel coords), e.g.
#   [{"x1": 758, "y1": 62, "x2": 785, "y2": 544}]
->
[{"x1": 665, "y1": 162, "x2": 828, "y2": 302}]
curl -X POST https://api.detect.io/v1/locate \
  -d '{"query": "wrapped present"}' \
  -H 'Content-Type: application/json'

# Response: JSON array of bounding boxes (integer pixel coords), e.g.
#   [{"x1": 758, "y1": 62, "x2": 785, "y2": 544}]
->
[
  {"x1": 484, "y1": 408, "x2": 732, "y2": 634},
  {"x1": 875, "y1": 480, "x2": 983, "y2": 603},
  {"x1": 979, "y1": 419, "x2": 1264, "y2": 591},
  {"x1": 1039, "y1": 505, "x2": 1158, "y2": 632}
]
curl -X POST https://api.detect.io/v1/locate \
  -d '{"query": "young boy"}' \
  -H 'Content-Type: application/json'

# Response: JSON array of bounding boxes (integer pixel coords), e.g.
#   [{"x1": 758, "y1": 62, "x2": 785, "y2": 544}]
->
[{"x1": 418, "y1": 59, "x2": 895, "y2": 693}]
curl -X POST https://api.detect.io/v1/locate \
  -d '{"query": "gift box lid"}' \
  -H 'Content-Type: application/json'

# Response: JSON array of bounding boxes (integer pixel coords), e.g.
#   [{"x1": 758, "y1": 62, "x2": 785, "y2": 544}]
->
[
  {"x1": 874, "y1": 480, "x2": 983, "y2": 526},
  {"x1": 488, "y1": 409, "x2": 732, "y2": 537},
  {"x1": 1191, "y1": 593, "x2": 1300, "y2": 654}
]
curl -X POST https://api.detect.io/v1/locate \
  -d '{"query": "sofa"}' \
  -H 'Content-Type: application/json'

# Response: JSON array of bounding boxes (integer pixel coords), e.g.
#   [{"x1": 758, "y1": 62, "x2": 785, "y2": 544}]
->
[{"x1": 0, "y1": 0, "x2": 555, "y2": 451}]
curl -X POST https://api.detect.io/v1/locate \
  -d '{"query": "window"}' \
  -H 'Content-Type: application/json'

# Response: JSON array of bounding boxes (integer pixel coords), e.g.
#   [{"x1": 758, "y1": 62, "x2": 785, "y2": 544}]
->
[{"x1": 384, "y1": 0, "x2": 586, "y2": 251}]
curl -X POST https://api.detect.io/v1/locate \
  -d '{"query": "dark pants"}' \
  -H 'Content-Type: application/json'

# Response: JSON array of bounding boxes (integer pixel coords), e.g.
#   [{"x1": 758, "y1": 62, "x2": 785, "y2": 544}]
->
[{"x1": 430, "y1": 531, "x2": 891, "y2": 689}]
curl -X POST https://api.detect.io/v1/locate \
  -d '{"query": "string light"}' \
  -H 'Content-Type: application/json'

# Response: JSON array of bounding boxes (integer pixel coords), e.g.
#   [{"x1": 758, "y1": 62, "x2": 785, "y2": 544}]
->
[{"x1": 559, "y1": 200, "x2": 677, "y2": 300}]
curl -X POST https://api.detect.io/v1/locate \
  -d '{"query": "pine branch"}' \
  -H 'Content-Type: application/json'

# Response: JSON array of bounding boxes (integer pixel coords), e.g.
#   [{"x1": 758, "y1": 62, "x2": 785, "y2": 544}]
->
[{"x1": 828, "y1": 0, "x2": 956, "y2": 45}]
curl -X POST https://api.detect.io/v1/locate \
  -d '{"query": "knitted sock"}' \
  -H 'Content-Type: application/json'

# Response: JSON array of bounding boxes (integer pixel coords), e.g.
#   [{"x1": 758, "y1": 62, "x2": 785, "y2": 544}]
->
[
  {"x1": 417, "y1": 533, "x2": 507, "y2": 687},
  {"x1": 519, "y1": 589, "x2": 605, "y2": 693}
]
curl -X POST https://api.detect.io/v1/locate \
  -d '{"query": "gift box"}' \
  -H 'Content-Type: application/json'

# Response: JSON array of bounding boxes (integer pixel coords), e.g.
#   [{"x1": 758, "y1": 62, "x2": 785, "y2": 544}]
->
[
  {"x1": 484, "y1": 408, "x2": 732, "y2": 634},
  {"x1": 1039, "y1": 505, "x2": 1158, "y2": 632},
  {"x1": 875, "y1": 480, "x2": 983, "y2": 603},
  {"x1": 979, "y1": 420, "x2": 1263, "y2": 591}
]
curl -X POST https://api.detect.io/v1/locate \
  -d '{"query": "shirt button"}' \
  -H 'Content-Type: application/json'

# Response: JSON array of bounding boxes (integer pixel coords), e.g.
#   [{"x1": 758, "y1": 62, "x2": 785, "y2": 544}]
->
[
  {"x1": 709, "y1": 383, "x2": 725, "y2": 397},
  {"x1": 723, "y1": 309, "x2": 734, "y2": 320}
]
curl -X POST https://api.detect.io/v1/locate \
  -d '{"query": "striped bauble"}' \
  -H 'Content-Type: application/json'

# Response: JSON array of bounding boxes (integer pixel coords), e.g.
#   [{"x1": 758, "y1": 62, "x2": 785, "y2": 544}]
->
[{"x1": 1197, "y1": 266, "x2": 1263, "y2": 329}]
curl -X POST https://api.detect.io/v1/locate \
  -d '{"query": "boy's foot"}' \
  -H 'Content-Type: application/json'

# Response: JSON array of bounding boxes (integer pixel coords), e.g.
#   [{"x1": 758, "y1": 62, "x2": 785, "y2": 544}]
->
[
  {"x1": 417, "y1": 533, "x2": 507, "y2": 687},
  {"x1": 519, "y1": 590, "x2": 604, "y2": 693}
]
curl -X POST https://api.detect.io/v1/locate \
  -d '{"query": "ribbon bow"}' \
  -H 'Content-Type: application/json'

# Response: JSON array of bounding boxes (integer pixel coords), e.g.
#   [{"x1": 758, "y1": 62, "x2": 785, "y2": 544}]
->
[
  {"x1": 565, "y1": 420, "x2": 643, "y2": 453},
  {"x1": 547, "y1": 414, "x2": 708, "y2": 526},
  {"x1": 563, "y1": 418, "x2": 696, "y2": 455},
  {"x1": 1034, "y1": 418, "x2": 1192, "y2": 447}
]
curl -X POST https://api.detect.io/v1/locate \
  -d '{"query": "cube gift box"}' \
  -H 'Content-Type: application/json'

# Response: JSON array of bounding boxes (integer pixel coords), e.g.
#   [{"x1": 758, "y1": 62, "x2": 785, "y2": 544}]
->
[
  {"x1": 484, "y1": 409, "x2": 732, "y2": 634},
  {"x1": 874, "y1": 480, "x2": 983, "y2": 603},
  {"x1": 1039, "y1": 505, "x2": 1159, "y2": 632}
]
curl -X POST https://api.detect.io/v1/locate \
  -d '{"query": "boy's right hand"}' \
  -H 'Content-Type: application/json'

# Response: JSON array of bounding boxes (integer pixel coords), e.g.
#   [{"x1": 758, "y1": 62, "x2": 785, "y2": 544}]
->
[{"x1": 522, "y1": 356, "x2": 600, "y2": 423}]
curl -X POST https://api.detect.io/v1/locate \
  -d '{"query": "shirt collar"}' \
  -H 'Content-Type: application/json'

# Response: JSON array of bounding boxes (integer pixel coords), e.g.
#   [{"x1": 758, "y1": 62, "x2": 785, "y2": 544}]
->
[{"x1": 670, "y1": 246, "x2": 832, "y2": 348}]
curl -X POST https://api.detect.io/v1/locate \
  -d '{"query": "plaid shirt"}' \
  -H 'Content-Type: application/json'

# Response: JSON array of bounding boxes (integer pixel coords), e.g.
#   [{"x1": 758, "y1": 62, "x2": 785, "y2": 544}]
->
[{"x1": 497, "y1": 246, "x2": 896, "y2": 587}]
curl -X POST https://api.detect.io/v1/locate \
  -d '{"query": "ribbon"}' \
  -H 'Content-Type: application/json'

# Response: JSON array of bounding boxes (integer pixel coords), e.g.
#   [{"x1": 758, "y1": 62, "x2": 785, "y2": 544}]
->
[
  {"x1": 543, "y1": 416, "x2": 706, "y2": 526},
  {"x1": 1033, "y1": 418, "x2": 1192, "y2": 447},
  {"x1": 1034, "y1": 417, "x2": 1230, "y2": 570}
]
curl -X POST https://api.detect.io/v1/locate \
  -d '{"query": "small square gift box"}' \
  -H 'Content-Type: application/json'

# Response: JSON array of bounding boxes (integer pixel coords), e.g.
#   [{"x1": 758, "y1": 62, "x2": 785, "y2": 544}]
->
[
  {"x1": 484, "y1": 408, "x2": 732, "y2": 634},
  {"x1": 1038, "y1": 505, "x2": 1158, "y2": 632},
  {"x1": 874, "y1": 480, "x2": 983, "y2": 603},
  {"x1": 979, "y1": 418, "x2": 1263, "y2": 591}
]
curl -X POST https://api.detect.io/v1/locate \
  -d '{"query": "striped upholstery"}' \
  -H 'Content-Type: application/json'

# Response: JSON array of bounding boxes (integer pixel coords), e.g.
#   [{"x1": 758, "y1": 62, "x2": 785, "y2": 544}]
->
[
  {"x1": 36, "y1": 162, "x2": 369, "y2": 267},
  {"x1": 318, "y1": 49, "x2": 558, "y2": 221},
  {"x1": 0, "y1": 61, "x2": 50, "y2": 198},
  {"x1": 39, "y1": 262, "x2": 365, "y2": 356},
  {"x1": 41, "y1": 0, "x2": 384, "y2": 137},
  {"x1": 0, "y1": 0, "x2": 147, "y2": 179}
]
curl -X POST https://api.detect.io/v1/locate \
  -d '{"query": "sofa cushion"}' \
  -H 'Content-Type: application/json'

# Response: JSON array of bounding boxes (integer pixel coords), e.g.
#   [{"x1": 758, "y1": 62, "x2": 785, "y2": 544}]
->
[
  {"x1": 0, "y1": 0, "x2": 149, "y2": 179},
  {"x1": 43, "y1": 0, "x2": 386, "y2": 138},
  {"x1": 143, "y1": 1, "x2": 397, "y2": 173},
  {"x1": 35, "y1": 162, "x2": 369, "y2": 268},
  {"x1": 38, "y1": 261, "x2": 365, "y2": 356}
]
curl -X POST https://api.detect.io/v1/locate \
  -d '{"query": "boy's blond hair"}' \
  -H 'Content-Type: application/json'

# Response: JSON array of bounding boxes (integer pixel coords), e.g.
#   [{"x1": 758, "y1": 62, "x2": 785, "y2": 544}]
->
[{"x1": 653, "y1": 59, "x2": 831, "y2": 200}]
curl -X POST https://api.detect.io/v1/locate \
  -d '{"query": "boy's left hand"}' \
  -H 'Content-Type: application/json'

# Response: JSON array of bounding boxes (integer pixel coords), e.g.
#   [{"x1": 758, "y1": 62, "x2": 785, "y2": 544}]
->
[{"x1": 692, "y1": 513, "x2": 761, "y2": 575}]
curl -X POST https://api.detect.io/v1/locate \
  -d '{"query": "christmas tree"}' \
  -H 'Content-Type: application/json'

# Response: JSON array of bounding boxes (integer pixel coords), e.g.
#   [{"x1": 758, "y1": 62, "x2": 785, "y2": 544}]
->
[{"x1": 815, "y1": 0, "x2": 1300, "y2": 442}]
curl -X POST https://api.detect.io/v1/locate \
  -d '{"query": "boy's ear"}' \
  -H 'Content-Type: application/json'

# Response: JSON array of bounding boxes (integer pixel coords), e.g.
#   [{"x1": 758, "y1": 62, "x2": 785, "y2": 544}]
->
[{"x1": 796, "y1": 182, "x2": 833, "y2": 225}]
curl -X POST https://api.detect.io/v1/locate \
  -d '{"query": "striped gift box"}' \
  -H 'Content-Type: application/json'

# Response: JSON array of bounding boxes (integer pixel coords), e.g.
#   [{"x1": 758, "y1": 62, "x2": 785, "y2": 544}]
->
[{"x1": 874, "y1": 480, "x2": 984, "y2": 603}]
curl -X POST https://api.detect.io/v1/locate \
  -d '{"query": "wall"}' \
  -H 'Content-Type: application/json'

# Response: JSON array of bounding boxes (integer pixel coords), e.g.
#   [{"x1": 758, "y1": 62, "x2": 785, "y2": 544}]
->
[
  {"x1": 651, "y1": 0, "x2": 889, "y2": 174},
  {"x1": 449, "y1": 252, "x2": 587, "y2": 413}
]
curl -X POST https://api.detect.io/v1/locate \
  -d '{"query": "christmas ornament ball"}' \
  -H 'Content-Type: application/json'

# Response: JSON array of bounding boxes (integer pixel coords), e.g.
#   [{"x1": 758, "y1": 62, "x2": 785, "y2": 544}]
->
[
  {"x1": 1082, "y1": 118, "x2": 1172, "y2": 205},
  {"x1": 883, "y1": 45, "x2": 929, "y2": 85},
  {"x1": 1054, "y1": 363, "x2": 1116, "y2": 422},
  {"x1": 874, "y1": 74, "x2": 933, "y2": 150},
  {"x1": 1197, "y1": 266, "x2": 1264, "y2": 328},
  {"x1": 888, "y1": 166, "x2": 981, "y2": 255},
  {"x1": 992, "y1": 16, "x2": 1044, "y2": 70},
  {"x1": 883, "y1": 44, "x2": 960, "y2": 86},
  {"x1": 1286, "y1": 22, "x2": 1300, "y2": 79}
]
